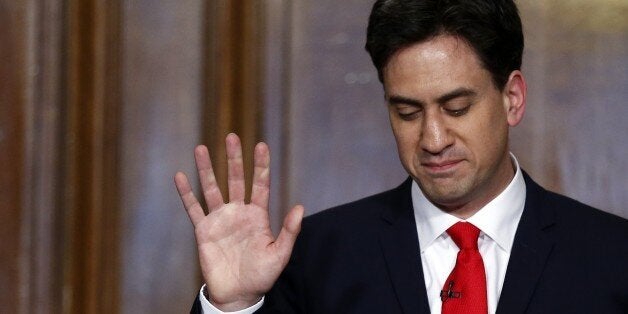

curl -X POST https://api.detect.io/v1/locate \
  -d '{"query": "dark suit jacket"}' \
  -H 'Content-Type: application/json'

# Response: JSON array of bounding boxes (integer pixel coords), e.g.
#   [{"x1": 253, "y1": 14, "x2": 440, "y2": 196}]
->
[{"x1": 192, "y1": 173, "x2": 628, "y2": 313}]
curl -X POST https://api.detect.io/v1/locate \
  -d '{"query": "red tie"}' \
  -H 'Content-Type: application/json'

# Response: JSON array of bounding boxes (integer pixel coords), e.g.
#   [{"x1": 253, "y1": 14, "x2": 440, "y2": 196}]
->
[{"x1": 441, "y1": 222, "x2": 488, "y2": 314}]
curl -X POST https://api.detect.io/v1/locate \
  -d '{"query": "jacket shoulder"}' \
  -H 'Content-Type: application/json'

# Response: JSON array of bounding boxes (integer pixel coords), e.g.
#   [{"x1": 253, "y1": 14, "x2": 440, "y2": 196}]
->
[
  {"x1": 301, "y1": 178, "x2": 413, "y2": 232},
  {"x1": 524, "y1": 171, "x2": 628, "y2": 233},
  {"x1": 544, "y1": 188, "x2": 628, "y2": 237}
]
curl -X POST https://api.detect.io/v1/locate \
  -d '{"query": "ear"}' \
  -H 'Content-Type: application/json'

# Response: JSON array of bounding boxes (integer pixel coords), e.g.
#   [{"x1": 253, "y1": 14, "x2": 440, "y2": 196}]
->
[{"x1": 502, "y1": 70, "x2": 526, "y2": 127}]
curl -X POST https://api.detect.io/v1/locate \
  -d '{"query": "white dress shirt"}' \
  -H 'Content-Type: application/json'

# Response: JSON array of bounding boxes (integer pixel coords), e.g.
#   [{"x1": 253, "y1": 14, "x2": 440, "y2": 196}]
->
[
  {"x1": 201, "y1": 155, "x2": 526, "y2": 314},
  {"x1": 414, "y1": 155, "x2": 526, "y2": 314},
  {"x1": 199, "y1": 287, "x2": 263, "y2": 314}
]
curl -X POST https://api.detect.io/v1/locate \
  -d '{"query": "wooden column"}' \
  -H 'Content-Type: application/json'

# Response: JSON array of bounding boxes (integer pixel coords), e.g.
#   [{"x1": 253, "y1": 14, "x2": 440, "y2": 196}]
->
[
  {"x1": 204, "y1": 0, "x2": 265, "y2": 201},
  {"x1": 0, "y1": 1, "x2": 67, "y2": 312},
  {"x1": 0, "y1": 0, "x2": 122, "y2": 312},
  {"x1": 23, "y1": 1, "x2": 65, "y2": 313},
  {"x1": 2, "y1": 0, "x2": 269, "y2": 312},
  {"x1": 0, "y1": 2, "x2": 29, "y2": 312},
  {"x1": 61, "y1": 0, "x2": 122, "y2": 312}
]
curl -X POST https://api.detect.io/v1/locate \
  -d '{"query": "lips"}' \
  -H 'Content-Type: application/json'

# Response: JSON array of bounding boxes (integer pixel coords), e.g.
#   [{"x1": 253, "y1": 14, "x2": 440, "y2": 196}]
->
[{"x1": 421, "y1": 159, "x2": 463, "y2": 173}]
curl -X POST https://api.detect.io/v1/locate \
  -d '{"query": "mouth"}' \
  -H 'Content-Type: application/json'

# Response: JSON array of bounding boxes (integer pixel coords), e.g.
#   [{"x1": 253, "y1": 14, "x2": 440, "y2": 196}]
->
[{"x1": 420, "y1": 159, "x2": 463, "y2": 174}]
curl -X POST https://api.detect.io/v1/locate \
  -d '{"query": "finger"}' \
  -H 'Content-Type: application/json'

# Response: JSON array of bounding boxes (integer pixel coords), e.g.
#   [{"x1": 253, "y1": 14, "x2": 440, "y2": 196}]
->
[
  {"x1": 275, "y1": 205, "x2": 304, "y2": 264},
  {"x1": 250, "y1": 142, "x2": 270, "y2": 209},
  {"x1": 194, "y1": 145, "x2": 224, "y2": 211},
  {"x1": 226, "y1": 133, "x2": 245, "y2": 202},
  {"x1": 174, "y1": 171, "x2": 206, "y2": 226}
]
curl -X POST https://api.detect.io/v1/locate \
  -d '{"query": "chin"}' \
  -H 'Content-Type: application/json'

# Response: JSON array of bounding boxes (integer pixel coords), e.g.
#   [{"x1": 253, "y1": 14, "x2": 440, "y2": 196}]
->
[
  {"x1": 420, "y1": 179, "x2": 473, "y2": 206},
  {"x1": 426, "y1": 190, "x2": 466, "y2": 206}
]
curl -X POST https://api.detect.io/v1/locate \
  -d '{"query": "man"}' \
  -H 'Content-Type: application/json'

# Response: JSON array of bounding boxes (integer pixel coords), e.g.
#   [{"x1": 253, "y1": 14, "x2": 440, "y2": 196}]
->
[{"x1": 175, "y1": 0, "x2": 628, "y2": 313}]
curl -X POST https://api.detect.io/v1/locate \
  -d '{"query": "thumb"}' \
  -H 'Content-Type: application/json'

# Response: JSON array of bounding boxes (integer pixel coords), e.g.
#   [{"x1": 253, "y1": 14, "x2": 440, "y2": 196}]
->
[{"x1": 275, "y1": 205, "x2": 304, "y2": 262}]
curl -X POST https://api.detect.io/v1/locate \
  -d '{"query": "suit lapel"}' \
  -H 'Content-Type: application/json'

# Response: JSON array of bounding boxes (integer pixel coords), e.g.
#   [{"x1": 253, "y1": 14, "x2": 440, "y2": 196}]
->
[
  {"x1": 496, "y1": 173, "x2": 556, "y2": 314},
  {"x1": 378, "y1": 178, "x2": 431, "y2": 314}
]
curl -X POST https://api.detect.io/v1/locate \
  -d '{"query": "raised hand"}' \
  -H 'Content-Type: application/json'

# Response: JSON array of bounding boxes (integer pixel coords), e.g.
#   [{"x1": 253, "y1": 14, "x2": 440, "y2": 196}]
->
[{"x1": 174, "y1": 133, "x2": 304, "y2": 311}]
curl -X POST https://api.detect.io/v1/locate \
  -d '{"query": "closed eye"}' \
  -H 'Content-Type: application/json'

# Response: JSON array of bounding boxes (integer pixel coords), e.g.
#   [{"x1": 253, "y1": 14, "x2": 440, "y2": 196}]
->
[
  {"x1": 444, "y1": 105, "x2": 471, "y2": 117},
  {"x1": 396, "y1": 107, "x2": 422, "y2": 120},
  {"x1": 399, "y1": 112, "x2": 419, "y2": 121}
]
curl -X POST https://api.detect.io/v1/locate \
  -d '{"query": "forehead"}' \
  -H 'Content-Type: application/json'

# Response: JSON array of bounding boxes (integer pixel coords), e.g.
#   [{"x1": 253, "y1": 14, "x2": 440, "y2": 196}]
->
[{"x1": 383, "y1": 35, "x2": 493, "y2": 98}]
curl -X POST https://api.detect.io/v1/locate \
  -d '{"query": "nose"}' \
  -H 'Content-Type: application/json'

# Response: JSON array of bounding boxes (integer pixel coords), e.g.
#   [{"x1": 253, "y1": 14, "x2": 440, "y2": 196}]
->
[{"x1": 420, "y1": 110, "x2": 453, "y2": 154}]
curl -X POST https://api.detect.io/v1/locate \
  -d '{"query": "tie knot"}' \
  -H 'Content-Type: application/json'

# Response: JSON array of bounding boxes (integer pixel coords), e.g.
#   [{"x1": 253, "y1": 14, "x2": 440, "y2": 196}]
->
[{"x1": 447, "y1": 222, "x2": 480, "y2": 250}]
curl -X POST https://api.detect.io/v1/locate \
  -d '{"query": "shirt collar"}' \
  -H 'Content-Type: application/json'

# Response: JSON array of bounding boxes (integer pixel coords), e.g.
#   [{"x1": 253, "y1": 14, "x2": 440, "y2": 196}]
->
[{"x1": 412, "y1": 153, "x2": 526, "y2": 253}]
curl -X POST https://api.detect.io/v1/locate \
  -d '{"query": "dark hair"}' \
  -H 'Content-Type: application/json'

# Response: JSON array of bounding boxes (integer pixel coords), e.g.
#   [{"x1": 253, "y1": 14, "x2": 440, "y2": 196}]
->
[{"x1": 365, "y1": 0, "x2": 523, "y2": 90}]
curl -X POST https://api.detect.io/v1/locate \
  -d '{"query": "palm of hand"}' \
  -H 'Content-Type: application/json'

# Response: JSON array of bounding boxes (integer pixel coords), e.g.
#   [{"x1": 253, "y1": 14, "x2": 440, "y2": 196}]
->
[
  {"x1": 196, "y1": 202, "x2": 281, "y2": 304},
  {"x1": 175, "y1": 134, "x2": 303, "y2": 310}
]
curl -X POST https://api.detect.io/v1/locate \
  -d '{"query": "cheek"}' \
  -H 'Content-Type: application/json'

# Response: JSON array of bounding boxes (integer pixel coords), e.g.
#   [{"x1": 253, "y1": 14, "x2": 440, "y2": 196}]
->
[
  {"x1": 390, "y1": 122, "x2": 419, "y2": 162},
  {"x1": 452, "y1": 104, "x2": 508, "y2": 161},
  {"x1": 470, "y1": 102, "x2": 508, "y2": 140},
  {"x1": 466, "y1": 110, "x2": 509, "y2": 162}
]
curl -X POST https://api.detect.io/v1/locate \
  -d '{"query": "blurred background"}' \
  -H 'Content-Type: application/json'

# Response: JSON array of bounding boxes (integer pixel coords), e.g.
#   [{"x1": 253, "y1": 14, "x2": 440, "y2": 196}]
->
[{"x1": 1, "y1": 0, "x2": 626, "y2": 313}]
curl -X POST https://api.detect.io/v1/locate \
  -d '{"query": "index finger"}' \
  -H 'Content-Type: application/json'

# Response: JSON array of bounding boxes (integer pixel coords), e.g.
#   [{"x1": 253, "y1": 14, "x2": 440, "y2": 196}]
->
[
  {"x1": 194, "y1": 145, "x2": 225, "y2": 211},
  {"x1": 174, "y1": 171, "x2": 206, "y2": 226}
]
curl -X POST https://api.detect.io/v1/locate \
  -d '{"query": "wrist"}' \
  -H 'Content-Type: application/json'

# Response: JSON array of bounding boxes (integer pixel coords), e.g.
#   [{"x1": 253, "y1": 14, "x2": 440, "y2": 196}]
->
[{"x1": 203, "y1": 286, "x2": 262, "y2": 311}]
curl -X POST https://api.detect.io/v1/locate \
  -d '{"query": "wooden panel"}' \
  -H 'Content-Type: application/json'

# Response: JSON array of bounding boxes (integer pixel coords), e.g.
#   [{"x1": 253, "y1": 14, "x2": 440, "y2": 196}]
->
[
  {"x1": 2, "y1": 0, "x2": 269, "y2": 313},
  {"x1": 0, "y1": 2, "x2": 28, "y2": 312},
  {"x1": 263, "y1": 0, "x2": 292, "y2": 232},
  {"x1": 120, "y1": 1, "x2": 204, "y2": 312},
  {"x1": 0, "y1": 0, "x2": 65, "y2": 313},
  {"x1": 121, "y1": 0, "x2": 267, "y2": 311},
  {"x1": 61, "y1": 0, "x2": 122, "y2": 312},
  {"x1": 204, "y1": 0, "x2": 265, "y2": 202},
  {"x1": 25, "y1": 0, "x2": 65, "y2": 313}
]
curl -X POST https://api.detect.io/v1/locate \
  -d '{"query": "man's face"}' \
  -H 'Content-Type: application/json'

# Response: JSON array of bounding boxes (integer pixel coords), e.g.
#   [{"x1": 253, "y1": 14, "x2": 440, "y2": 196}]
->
[{"x1": 383, "y1": 35, "x2": 524, "y2": 216}]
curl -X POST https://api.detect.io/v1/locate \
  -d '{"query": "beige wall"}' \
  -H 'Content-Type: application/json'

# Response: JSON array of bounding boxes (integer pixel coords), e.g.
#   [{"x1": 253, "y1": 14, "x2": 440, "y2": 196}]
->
[{"x1": 513, "y1": 1, "x2": 628, "y2": 218}]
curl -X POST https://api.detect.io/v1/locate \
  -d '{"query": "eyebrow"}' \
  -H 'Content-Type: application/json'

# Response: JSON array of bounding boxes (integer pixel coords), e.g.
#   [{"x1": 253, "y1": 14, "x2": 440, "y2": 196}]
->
[
  {"x1": 386, "y1": 87, "x2": 477, "y2": 107},
  {"x1": 436, "y1": 88, "x2": 476, "y2": 104},
  {"x1": 386, "y1": 95, "x2": 424, "y2": 107}
]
